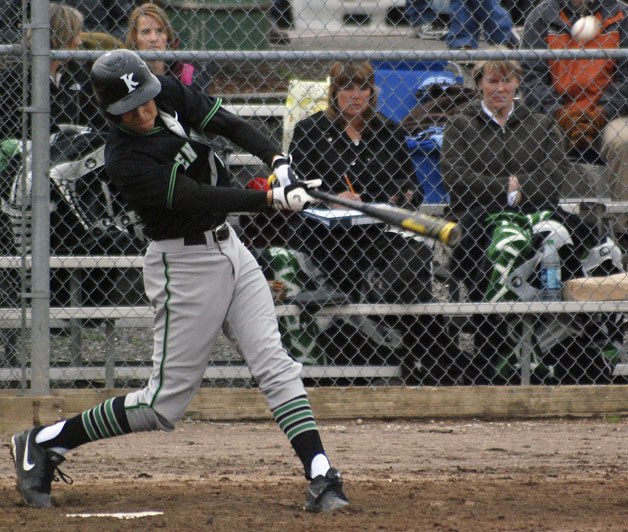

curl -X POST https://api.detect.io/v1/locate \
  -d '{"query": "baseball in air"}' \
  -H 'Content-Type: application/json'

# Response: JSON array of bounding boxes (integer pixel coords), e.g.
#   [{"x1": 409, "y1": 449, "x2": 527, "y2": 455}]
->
[{"x1": 571, "y1": 16, "x2": 602, "y2": 43}]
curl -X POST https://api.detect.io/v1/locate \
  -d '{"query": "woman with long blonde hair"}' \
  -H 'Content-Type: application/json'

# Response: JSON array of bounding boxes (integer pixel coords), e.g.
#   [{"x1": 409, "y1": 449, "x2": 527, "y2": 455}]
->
[{"x1": 126, "y1": 3, "x2": 212, "y2": 93}]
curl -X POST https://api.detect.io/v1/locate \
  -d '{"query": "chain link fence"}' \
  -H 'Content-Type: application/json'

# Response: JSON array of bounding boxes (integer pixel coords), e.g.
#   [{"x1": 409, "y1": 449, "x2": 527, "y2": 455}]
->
[{"x1": 0, "y1": 0, "x2": 626, "y2": 391}]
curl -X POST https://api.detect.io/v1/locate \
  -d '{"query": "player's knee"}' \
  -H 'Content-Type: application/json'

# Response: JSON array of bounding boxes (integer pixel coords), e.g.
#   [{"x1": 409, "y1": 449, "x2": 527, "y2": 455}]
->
[
  {"x1": 258, "y1": 367, "x2": 307, "y2": 409},
  {"x1": 124, "y1": 389, "x2": 186, "y2": 432},
  {"x1": 125, "y1": 404, "x2": 177, "y2": 433}
]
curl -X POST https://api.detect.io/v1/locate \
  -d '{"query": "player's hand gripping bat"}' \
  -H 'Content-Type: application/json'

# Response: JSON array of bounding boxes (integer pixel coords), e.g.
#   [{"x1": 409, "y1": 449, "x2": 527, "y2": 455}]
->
[{"x1": 306, "y1": 188, "x2": 461, "y2": 247}]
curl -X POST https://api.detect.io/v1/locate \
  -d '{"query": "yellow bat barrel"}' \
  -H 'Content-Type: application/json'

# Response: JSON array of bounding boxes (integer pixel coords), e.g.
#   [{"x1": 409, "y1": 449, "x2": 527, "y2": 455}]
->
[{"x1": 401, "y1": 215, "x2": 462, "y2": 247}]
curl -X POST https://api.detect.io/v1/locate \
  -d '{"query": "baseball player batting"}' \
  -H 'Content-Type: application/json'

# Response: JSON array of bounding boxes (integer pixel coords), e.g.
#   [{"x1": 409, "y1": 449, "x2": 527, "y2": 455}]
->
[{"x1": 9, "y1": 49, "x2": 348, "y2": 513}]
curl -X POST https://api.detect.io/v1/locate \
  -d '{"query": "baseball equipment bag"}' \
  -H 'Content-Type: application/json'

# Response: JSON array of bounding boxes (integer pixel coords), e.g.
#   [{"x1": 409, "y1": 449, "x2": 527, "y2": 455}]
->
[{"x1": 1, "y1": 126, "x2": 147, "y2": 306}]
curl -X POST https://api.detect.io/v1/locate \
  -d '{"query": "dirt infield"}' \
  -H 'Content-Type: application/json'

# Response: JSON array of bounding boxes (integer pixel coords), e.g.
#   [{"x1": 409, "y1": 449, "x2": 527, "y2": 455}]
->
[{"x1": 1, "y1": 417, "x2": 627, "y2": 531}]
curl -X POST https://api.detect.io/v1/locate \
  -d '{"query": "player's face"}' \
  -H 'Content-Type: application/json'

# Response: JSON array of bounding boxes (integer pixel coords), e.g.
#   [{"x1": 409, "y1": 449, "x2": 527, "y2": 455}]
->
[
  {"x1": 135, "y1": 15, "x2": 168, "y2": 51},
  {"x1": 336, "y1": 84, "x2": 371, "y2": 120},
  {"x1": 120, "y1": 100, "x2": 158, "y2": 133},
  {"x1": 478, "y1": 68, "x2": 519, "y2": 116}
]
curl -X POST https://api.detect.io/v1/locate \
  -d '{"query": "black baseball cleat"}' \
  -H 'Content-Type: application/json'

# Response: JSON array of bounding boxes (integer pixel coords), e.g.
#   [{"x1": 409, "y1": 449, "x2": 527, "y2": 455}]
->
[
  {"x1": 304, "y1": 467, "x2": 350, "y2": 512},
  {"x1": 10, "y1": 427, "x2": 71, "y2": 508}
]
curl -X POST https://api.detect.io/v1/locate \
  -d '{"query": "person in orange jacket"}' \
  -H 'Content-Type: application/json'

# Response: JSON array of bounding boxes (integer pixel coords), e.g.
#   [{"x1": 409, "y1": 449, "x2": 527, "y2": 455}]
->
[{"x1": 520, "y1": 0, "x2": 628, "y2": 238}]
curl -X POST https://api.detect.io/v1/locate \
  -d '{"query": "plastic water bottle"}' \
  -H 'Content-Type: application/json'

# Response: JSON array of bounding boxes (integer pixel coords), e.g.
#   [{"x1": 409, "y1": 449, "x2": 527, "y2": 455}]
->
[{"x1": 540, "y1": 239, "x2": 562, "y2": 301}]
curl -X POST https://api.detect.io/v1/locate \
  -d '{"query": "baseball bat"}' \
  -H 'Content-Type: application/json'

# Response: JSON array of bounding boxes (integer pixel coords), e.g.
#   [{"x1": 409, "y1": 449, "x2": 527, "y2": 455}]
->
[{"x1": 307, "y1": 188, "x2": 461, "y2": 247}]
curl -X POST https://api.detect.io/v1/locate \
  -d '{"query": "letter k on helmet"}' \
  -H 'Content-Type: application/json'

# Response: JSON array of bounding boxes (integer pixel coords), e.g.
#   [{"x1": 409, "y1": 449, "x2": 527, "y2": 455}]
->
[{"x1": 120, "y1": 73, "x2": 139, "y2": 93}]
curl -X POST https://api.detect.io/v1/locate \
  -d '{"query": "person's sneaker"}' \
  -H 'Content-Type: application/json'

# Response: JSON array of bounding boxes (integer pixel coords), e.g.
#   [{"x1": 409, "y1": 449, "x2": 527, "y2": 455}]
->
[
  {"x1": 414, "y1": 22, "x2": 448, "y2": 40},
  {"x1": 304, "y1": 467, "x2": 350, "y2": 513},
  {"x1": 10, "y1": 427, "x2": 71, "y2": 508}
]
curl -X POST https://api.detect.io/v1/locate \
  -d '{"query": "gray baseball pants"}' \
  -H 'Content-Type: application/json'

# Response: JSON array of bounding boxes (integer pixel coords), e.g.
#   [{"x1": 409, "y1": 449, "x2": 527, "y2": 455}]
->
[{"x1": 124, "y1": 223, "x2": 305, "y2": 432}]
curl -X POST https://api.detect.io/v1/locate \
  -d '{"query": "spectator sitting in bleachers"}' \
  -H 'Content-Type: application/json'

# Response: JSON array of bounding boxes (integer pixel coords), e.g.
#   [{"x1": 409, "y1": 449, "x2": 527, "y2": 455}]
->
[
  {"x1": 520, "y1": 0, "x2": 628, "y2": 242},
  {"x1": 288, "y1": 60, "x2": 461, "y2": 385},
  {"x1": 125, "y1": 3, "x2": 213, "y2": 94},
  {"x1": 442, "y1": 60, "x2": 573, "y2": 221},
  {"x1": 442, "y1": 59, "x2": 625, "y2": 384},
  {"x1": 0, "y1": 3, "x2": 104, "y2": 141}
]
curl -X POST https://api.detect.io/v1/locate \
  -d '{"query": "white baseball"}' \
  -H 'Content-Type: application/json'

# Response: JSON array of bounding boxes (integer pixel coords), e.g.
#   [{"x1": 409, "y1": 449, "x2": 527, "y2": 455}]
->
[{"x1": 571, "y1": 16, "x2": 602, "y2": 43}]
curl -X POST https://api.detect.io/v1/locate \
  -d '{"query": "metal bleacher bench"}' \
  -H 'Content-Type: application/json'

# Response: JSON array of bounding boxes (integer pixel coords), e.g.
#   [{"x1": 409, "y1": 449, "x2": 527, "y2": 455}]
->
[
  {"x1": 1, "y1": 203, "x2": 626, "y2": 386},
  {"x1": 220, "y1": 99, "x2": 628, "y2": 383},
  {"x1": 1, "y1": 253, "x2": 627, "y2": 386}
]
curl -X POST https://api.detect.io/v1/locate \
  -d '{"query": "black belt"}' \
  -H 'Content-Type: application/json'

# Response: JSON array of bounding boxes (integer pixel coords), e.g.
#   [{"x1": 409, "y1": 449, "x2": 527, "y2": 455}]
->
[{"x1": 183, "y1": 223, "x2": 229, "y2": 246}]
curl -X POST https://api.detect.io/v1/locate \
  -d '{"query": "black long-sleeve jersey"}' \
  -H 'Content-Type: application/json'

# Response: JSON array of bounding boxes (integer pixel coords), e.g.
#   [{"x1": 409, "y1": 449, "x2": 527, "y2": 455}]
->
[{"x1": 104, "y1": 75, "x2": 277, "y2": 240}]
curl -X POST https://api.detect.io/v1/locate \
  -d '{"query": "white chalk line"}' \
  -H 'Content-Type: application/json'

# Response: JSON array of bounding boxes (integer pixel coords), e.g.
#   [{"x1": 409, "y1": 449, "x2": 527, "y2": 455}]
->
[{"x1": 66, "y1": 511, "x2": 164, "y2": 519}]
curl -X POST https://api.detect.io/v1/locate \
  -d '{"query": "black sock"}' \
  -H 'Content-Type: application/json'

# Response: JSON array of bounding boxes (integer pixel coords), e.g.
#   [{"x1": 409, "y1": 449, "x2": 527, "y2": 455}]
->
[
  {"x1": 290, "y1": 430, "x2": 325, "y2": 479},
  {"x1": 39, "y1": 396, "x2": 131, "y2": 451},
  {"x1": 272, "y1": 395, "x2": 325, "y2": 478}
]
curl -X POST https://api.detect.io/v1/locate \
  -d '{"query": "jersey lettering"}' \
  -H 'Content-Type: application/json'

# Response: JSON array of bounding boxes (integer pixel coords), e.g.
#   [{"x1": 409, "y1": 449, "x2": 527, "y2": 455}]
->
[{"x1": 174, "y1": 141, "x2": 198, "y2": 169}]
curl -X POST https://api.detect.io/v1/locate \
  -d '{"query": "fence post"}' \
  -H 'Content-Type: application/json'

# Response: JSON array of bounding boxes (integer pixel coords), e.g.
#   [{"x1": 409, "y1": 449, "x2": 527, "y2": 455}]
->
[
  {"x1": 520, "y1": 316, "x2": 534, "y2": 386},
  {"x1": 28, "y1": 0, "x2": 52, "y2": 394}
]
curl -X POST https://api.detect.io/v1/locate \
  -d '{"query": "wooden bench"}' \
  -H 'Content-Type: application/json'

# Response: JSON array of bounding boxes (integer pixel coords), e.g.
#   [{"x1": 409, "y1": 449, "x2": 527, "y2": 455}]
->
[{"x1": 563, "y1": 274, "x2": 628, "y2": 378}]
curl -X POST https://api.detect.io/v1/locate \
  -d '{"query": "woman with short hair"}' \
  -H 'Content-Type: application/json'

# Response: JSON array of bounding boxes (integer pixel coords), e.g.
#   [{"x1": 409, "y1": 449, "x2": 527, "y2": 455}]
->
[{"x1": 442, "y1": 59, "x2": 571, "y2": 219}]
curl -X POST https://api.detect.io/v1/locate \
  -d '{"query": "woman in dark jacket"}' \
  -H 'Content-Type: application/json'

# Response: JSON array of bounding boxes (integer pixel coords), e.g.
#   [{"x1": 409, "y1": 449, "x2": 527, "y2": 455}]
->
[
  {"x1": 289, "y1": 61, "x2": 458, "y2": 385},
  {"x1": 0, "y1": 3, "x2": 104, "y2": 141},
  {"x1": 442, "y1": 60, "x2": 574, "y2": 221},
  {"x1": 290, "y1": 62, "x2": 422, "y2": 207}
]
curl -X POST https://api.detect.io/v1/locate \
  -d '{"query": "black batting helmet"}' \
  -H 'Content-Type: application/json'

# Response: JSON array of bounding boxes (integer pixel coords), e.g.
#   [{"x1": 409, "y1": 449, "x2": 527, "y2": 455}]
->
[{"x1": 90, "y1": 49, "x2": 161, "y2": 116}]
